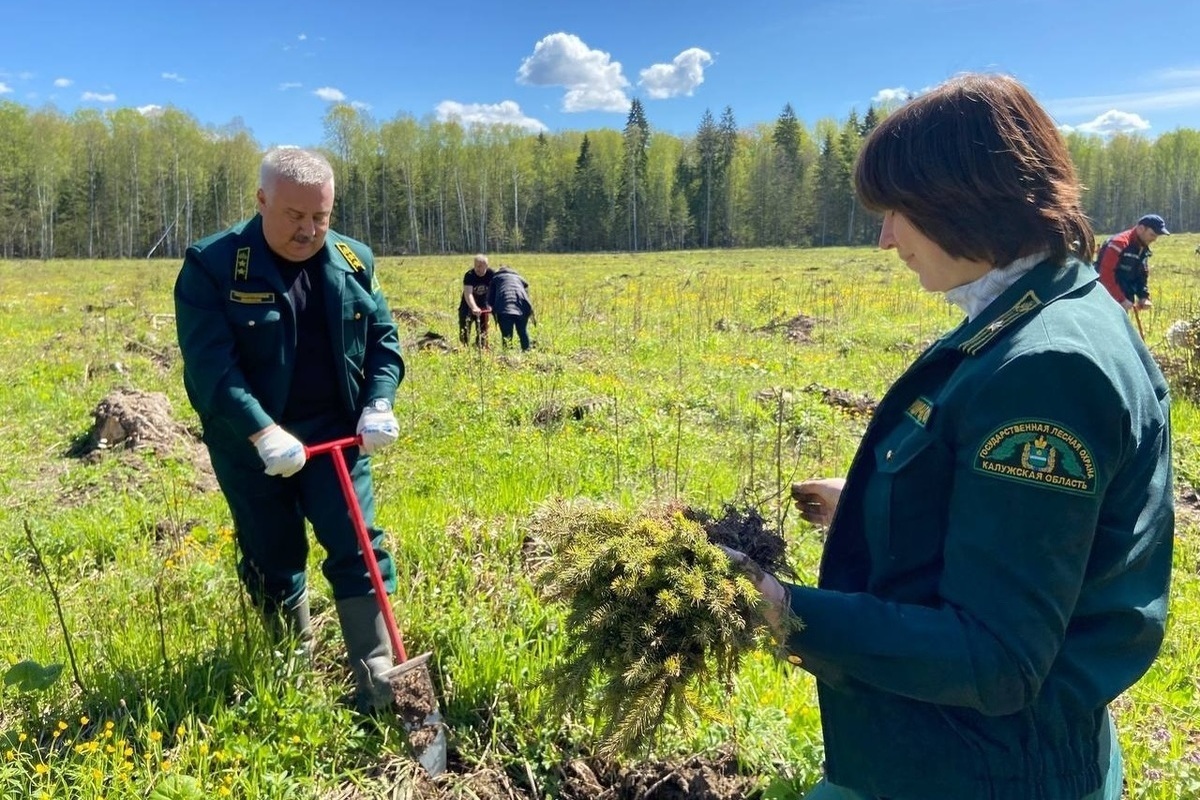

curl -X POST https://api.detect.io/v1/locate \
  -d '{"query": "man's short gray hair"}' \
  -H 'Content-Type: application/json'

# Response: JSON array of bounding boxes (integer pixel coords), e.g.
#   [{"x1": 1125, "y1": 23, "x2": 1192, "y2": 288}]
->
[{"x1": 260, "y1": 146, "x2": 335, "y2": 192}]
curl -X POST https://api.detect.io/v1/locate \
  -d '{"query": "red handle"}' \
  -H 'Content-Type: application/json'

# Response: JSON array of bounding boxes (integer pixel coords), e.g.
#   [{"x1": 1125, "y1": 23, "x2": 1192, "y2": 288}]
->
[
  {"x1": 305, "y1": 436, "x2": 408, "y2": 663},
  {"x1": 304, "y1": 436, "x2": 362, "y2": 458}
]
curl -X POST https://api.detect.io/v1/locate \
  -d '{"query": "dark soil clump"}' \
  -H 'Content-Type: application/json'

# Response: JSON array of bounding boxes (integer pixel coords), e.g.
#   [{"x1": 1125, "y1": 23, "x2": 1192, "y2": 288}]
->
[
  {"x1": 684, "y1": 504, "x2": 793, "y2": 578},
  {"x1": 559, "y1": 752, "x2": 758, "y2": 799}
]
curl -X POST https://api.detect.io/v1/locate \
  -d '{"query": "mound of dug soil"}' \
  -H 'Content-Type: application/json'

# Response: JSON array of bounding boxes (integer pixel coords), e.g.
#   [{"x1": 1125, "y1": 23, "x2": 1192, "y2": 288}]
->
[
  {"x1": 70, "y1": 388, "x2": 216, "y2": 490},
  {"x1": 803, "y1": 382, "x2": 877, "y2": 418},
  {"x1": 754, "y1": 314, "x2": 817, "y2": 344}
]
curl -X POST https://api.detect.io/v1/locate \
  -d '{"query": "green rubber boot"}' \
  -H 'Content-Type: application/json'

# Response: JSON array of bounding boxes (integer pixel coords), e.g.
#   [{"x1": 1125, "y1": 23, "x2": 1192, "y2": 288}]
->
[{"x1": 335, "y1": 595, "x2": 395, "y2": 713}]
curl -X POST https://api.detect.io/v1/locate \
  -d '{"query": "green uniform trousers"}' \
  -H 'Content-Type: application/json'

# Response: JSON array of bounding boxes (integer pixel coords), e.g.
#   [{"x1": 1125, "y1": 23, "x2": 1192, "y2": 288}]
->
[
  {"x1": 802, "y1": 713, "x2": 1123, "y2": 800},
  {"x1": 206, "y1": 411, "x2": 397, "y2": 614}
]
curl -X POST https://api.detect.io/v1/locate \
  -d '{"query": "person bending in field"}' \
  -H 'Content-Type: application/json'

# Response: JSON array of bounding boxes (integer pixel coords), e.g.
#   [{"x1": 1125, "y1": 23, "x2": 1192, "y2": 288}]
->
[
  {"x1": 459, "y1": 253, "x2": 494, "y2": 348},
  {"x1": 174, "y1": 146, "x2": 406, "y2": 715},
  {"x1": 1094, "y1": 213, "x2": 1169, "y2": 311},
  {"x1": 728, "y1": 74, "x2": 1173, "y2": 800},
  {"x1": 487, "y1": 264, "x2": 536, "y2": 351}
]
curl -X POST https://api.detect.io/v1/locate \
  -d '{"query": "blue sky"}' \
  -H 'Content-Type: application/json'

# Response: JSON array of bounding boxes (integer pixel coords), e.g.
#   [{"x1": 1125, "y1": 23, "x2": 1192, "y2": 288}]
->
[{"x1": 4, "y1": 0, "x2": 1200, "y2": 147}]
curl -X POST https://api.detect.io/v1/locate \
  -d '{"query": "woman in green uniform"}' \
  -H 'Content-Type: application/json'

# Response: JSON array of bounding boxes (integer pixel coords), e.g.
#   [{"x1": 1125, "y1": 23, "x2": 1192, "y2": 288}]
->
[{"x1": 738, "y1": 74, "x2": 1174, "y2": 800}]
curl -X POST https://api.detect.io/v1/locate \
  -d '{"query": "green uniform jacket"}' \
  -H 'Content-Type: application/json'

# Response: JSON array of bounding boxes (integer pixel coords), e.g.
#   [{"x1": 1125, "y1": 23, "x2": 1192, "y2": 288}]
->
[
  {"x1": 174, "y1": 216, "x2": 403, "y2": 450},
  {"x1": 784, "y1": 259, "x2": 1173, "y2": 800}
]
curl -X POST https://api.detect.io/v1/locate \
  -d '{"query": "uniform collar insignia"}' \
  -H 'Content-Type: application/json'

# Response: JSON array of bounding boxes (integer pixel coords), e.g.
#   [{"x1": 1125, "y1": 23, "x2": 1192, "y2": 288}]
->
[{"x1": 957, "y1": 290, "x2": 1042, "y2": 355}]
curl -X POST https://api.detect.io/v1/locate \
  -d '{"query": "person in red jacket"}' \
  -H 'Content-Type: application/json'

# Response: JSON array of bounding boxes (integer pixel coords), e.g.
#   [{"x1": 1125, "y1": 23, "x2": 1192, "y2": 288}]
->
[{"x1": 1094, "y1": 214, "x2": 1169, "y2": 310}]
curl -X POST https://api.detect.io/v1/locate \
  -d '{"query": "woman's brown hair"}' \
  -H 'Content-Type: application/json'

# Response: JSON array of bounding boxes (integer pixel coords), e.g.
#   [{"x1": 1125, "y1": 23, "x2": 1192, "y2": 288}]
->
[{"x1": 854, "y1": 73, "x2": 1094, "y2": 266}]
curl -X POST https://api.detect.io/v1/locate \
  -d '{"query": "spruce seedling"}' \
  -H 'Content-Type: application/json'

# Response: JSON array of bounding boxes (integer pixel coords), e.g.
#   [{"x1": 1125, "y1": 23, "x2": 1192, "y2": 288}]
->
[{"x1": 530, "y1": 500, "x2": 797, "y2": 757}]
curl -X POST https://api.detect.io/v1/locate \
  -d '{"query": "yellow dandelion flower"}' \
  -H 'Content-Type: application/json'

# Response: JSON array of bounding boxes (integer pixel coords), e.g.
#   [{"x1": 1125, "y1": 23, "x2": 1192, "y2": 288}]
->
[
  {"x1": 218, "y1": 789, "x2": 231, "y2": 797},
  {"x1": 104, "y1": 721, "x2": 114, "y2": 731},
  {"x1": 161, "y1": 759, "x2": 171, "y2": 771},
  {"x1": 290, "y1": 735, "x2": 300, "y2": 744},
  {"x1": 91, "y1": 768, "x2": 103, "y2": 780},
  {"x1": 18, "y1": 732, "x2": 27, "y2": 742},
  {"x1": 52, "y1": 730, "x2": 62, "y2": 739},
  {"x1": 5, "y1": 749, "x2": 14, "y2": 761},
  {"x1": 80, "y1": 716, "x2": 90, "y2": 725},
  {"x1": 34, "y1": 762, "x2": 49, "y2": 775},
  {"x1": 176, "y1": 724, "x2": 185, "y2": 737},
  {"x1": 57, "y1": 720, "x2": 68, "y2": 731},
  {"x1": 103, "y1": 730, "x2": 113, "y2": 739},
  {"x1": 149, "y1": 731, "x2": 162, "y2": 742},
  {"x1": 105, "y1": 745, "x2": 115, "y2": 754},
  {"x1": 198, "y1": 743, "x2": 209, "y2": 755},
  {"x1": 123, "y1": 747, "x2": 133, "y2": 757}
]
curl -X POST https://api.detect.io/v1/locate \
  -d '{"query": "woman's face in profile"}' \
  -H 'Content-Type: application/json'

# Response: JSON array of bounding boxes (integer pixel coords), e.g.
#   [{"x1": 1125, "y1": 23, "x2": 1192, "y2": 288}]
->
[{"x1": 878, "y1": 211, "x2": 991, "y2": 293}]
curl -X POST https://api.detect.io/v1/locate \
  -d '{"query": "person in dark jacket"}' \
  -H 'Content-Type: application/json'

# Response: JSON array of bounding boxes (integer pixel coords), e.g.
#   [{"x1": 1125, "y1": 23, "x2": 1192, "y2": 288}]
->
[
  {"x1": 174, "y1": 146, "x2": 406, "y2": 715},
  {"x1": 459, "y1": 254, "x2": 494, "y2": 348},
  {"x1": 487, "y1": 264, "x2": 535, "y2": 351},
  {"x1": 730, "y1": 74, "x2": 1173, "y2": 800},
  {"x1": 1095, "y1": 214, "x2": 1168, "y2": 310}
]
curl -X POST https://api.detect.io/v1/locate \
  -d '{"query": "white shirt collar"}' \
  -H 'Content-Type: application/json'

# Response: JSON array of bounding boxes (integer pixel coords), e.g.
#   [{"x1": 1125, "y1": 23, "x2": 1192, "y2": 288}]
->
[{"x1": 943, "y1": 251, "x2": 1050, "y2": 321}]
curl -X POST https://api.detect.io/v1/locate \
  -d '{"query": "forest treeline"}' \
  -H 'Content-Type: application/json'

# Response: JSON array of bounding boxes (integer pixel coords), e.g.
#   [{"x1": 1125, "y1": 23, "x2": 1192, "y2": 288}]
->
[{"x1": 1, "y1": 98, "x2": 1197, "y2": 260}]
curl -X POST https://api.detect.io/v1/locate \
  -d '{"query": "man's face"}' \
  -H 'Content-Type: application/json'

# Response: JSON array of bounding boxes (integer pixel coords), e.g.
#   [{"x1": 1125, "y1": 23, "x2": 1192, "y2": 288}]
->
[
  {"x1": 257, "y1": 177, "x2": 335, "y2": 262},
  {"x1": 473, "y1": 260, "x2": 489, "y2": 275},
  {"x1": 1136, "y1": 224, "x2": 1160, "y2": 247}
]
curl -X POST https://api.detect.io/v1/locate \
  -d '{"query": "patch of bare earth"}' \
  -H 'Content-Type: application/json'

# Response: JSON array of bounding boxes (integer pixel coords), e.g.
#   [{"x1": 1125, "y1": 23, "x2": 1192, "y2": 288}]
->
[
  {"x1": 533, "y1": 397, "x2": 608, "y2": 428},
  {"x1": 326, "y1": 750, "x2": 759, "y2": 800}
]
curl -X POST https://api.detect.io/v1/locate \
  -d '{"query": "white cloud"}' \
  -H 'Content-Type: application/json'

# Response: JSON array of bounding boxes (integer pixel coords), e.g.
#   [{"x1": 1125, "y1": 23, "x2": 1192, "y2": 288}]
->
[
  {"x1": 81, "y1": 91, "x2": 116, "y2": 102},
  {"x1": 350, "y1": 100, "x2": 372, "y2": 111},
  {"x1": 53, "y1": 77, "x2": 72, "y2": 88},
  {"x1": 638, "y1": 48, "x2": 712, "y2": 100},
  {"x1": 162, "y1": 72, "x2": 185, "y2": 83},
  {"x1": 0, "y1": 82, "x2": 11, "y2": 95},
  {"x1": 298, "y1": 33, "x2": 307, "y2": 41},
  {"x1": 1072, "y1": 109, "x2": 1152, "y2": 136},
  {"x1": 138, "y1": 104, "x2": 165, "y2": 117},
  {"x1": 436, "y1": 100, "x2": 547, "y2": 132},
  {"x1": 279, "y1": 82, "x2": 302, "y2": 91},
  {"x1": 517, "y1": 32, "x2": 630, "y2": 113},
  {"x1": 313, "y1": 86, "x2": 346, "y2": 102},
  {"x1": 872, "y1": 87, "x2": 911, "y2": 105}
]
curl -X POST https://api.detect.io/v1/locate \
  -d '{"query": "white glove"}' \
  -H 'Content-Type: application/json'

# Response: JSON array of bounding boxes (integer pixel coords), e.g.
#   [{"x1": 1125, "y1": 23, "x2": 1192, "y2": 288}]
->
[
  {"x1": 718, "y1": 545, "x2": 790, "y2": 637},
  {"x1": 253, "y1": 426, "x2": 307, "y2": 477},
  {"x1": 357, "y1": 400, "x2": 399, "y2": 455}
]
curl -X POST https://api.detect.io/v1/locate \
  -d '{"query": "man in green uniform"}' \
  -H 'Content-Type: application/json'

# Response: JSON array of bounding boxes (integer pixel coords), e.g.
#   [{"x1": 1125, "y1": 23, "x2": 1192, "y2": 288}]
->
[{"x1": 174, "y1": 146, "x2": 404, "y2": 714}]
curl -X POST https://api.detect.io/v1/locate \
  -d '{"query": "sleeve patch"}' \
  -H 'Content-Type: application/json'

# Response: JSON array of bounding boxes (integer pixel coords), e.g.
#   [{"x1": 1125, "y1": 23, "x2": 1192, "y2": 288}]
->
[
  {"x1": 335, "y1": 241, "x2": 364, "y2": 272},
  {"x1": 974, "y1": 419, "x2": 1097, "y2": 495}
]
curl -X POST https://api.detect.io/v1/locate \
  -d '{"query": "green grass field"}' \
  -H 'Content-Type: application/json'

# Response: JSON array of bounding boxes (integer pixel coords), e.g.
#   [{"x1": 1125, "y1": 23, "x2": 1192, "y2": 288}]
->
[{"x1": 1, "y1": 238, "x2": 1198, "y2": 799}]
